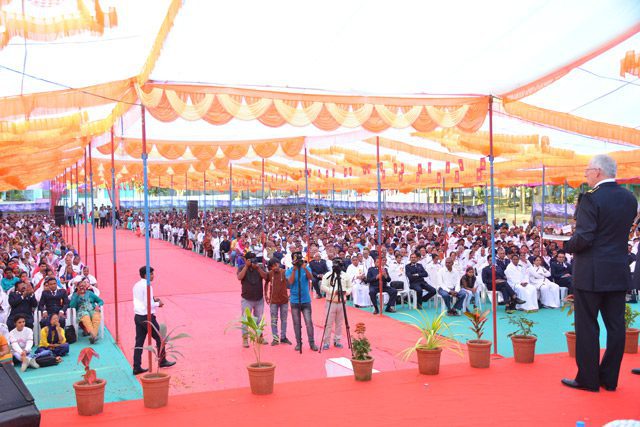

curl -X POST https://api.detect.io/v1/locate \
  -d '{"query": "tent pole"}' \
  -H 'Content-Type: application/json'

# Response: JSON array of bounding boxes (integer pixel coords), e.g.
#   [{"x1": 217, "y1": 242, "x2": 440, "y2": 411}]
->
[
  {"x1": 489, "y1": 96, "x2": 499, "y2": 356},
  {"x1": 563, "y1": 179, "x2": 568, "y2": 225},
  {"x1": 427, "y1": 186, "x2": 430, "y2": 226},
  {"x1": 89, "y1": 142, "x2": 97, "y2": 277},
  {"x1": 304, "y1": 145, "x2": 310, "y2": 250},
  {"x1": 170, "y1": 175, "x2": 174, "y2": 208},
  {"x1": 541, "y1": 165, "x2": 546, "y2": 253},
  {"x1": 141, "y1": 106, "x2": 153, "y2": 371},
  {"x1": 76, "y1": 162, "x2": 80, "y2": 249},
  {"x1": 229, "y1": 163, "x2": 233, "y2": 229},
  {"x1": 185, "y1": 172, "x2": 188, "y2": 212},
  {"x1": 261, "y1": 159, "x2": 266, "y2": 239},
  {"x1": 442, "y1": 178, "x2": 446, "y2": 229},
  {"x1": 376, "y1": 136, "x2": 383, "y2": 317},
  {"x1": 83, "y1": 149, "x2": 88, "y2": 265},
  {"x1": 110, "y1": 128, "x2": 119, "y2": 344},
  {"x1": 203, "y1": 171, "x2": 207, "y2": 223}
]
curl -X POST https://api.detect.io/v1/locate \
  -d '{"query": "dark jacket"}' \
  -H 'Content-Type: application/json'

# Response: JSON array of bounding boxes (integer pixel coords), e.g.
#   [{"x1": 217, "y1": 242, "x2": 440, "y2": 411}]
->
[
  {"x1": 8, "y1": 291, "x2": 37, "y2": 319},
  {"x1": 366, "y1": 267, "x2": 391, "y2": 286},
  {"x1": 564, "y1": 181, "x2": 637, "y2": 292},
  {"x1": 38, "y1": 289, "x2": 70, "y2": 314},
  {"x1": 309, "y1": 260, "x2": 329, "y2": 282},
  {"x1": 550, "y1": 260, "x2": 572, "y2": 282},
  {"x1": 405, "y1": 263, "x2": 428, "y2": 285},
  {"x1": 481, "y1": 264, "x2": 507, "y2": 287}
]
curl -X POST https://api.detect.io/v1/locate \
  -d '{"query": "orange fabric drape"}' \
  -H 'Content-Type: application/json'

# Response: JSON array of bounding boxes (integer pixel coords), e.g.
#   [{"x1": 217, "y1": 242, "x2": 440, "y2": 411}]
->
[
  {"x1": 620, "y1": 50, "x2": 640, "y2": 78},
  {"x1": 0, "y1": 0, "x2": 117, "y2": 50},
  {"x1": 501, "y1": 23, "x2": 640, "y2": 101},
  {"x1": 503, "y1": 101, "x2": 640, "y2": 147}
]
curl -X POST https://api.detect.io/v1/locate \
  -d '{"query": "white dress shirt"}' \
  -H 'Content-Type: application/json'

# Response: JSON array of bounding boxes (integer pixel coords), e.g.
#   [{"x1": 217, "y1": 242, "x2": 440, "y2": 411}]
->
[{"x1": 133, "y1": 278, "x2": 160, "y2": 316}]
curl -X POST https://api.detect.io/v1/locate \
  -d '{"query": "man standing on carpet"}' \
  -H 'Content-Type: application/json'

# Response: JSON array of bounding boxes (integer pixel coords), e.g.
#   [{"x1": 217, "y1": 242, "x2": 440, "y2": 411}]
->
[
  {"x1": 132, "y1": 266, "x2": 176, "y2": 375},
  {"x1": 286, "y1": 251, "x2": 318, "y2": 352},
  {"x1": 561, "y1": 155, "x2": 637, "y2": 392},
  {"x1": 238, "y1": 251, "x2": 268, "y2": 348},
  {"x1": 264, "y1": 258, "x2": 291, "y2": 346}
]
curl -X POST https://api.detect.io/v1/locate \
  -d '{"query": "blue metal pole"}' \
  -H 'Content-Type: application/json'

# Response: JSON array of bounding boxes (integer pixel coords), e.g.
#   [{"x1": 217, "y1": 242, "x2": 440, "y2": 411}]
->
[
  {"x1": 489, "y1": 96, "x2": 498, "y2": 355},
  {"x1": 229, "y1": 163, "x2": 233, "y2": 226},
  {"x1": 203, "y1": 171, "x2": 207, "y2": 221},
  {"x1": 88, "y1": 143, "x2": 97, "y2": 277},
  {"x1": 563, "y1": 179, "x2": 568, "y2": 225},
  {"x1": 261, "y1": 159, "x2": 265, "y2": 235},
  {"x1": 141, "y1": 106, "x2": 153, "y2": 369},
  {"x1": 376, "y1": 136, "x2": 383, "y2": 316},
  {"x1": 304, "y1": 146, "x2": 310, "y2": 246},
  {"x1": 541, "y1": 165, "x2": 546, "y2": 246},
  {"x1": 110, "y1": 128, "x2": 119, "y2": 343}
]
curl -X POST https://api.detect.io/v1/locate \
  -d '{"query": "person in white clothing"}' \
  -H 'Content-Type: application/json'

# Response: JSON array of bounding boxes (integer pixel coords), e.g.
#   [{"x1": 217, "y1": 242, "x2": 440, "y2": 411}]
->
[
  {"x1": 505, "y1": 254, "x2": 539, "y2": 311},
  {"x1": 132, "y1": 266, "x2": 175, "y2": 375},
  {"x1": 527, "y1": 256, "x2": 561, "y2": 308},
  {"x1": 361, "y1": 249, "x2": 375, "y2": 272},
  {"x1": 388, "y1": 253, "x2": 408, "y2": 290},
  {"x1": 437, "y1": 258, "x2": 466, "y2": 315},
  {"x1": 9, "y1": 314, "x2": 39, "y2": 371},
  {"x1": 346, "y1": 256, "x2": 370, "y2": 307}
]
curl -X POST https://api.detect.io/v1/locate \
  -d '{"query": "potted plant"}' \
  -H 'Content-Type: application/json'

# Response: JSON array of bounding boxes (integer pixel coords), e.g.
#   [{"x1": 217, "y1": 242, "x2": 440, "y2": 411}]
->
[
  {"x1": 464, "y1": 309, "x2": 492, "y2": 368},
  {"x1": 624, "y1": 304, "x2": 639, "y2": 354},
  {"x1": 507, "y1": 314, "x2": 537, "y2": 363},
  {"x1": 137, "y1": 323, "x2": 190, "y2": 408},
  {"x1": 400, "y1": 311, "x2": 462, "y2": 375},
  {"x1": 350, "y1": 322, "x2": 374, "y2": 381},
  {"x1": 561, "y1": 295, "x2": 576, "y2": 358},
  {"x1": 73, "y1": 348, "x2": 106, "y2": 416},
  {"x1": 233, "y1": 307, "x2": 275, "y2": 394}
]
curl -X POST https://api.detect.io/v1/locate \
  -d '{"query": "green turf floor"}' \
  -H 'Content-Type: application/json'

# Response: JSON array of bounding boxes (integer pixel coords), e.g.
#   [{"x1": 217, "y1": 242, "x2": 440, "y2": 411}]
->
[
  {"x1": 354, "y1": 300, "x2": 640, "y2": 358},
  {"x1": 17, "y1": 329, "x2": 142, "y2": 410}
]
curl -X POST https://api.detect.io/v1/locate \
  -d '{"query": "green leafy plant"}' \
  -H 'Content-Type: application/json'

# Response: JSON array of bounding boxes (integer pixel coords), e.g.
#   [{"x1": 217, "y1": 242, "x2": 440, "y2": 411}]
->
[
  {"x1": 561, "y1": 295, "x2": 575, "y2": 328},
  {"x1": 77, "y1": 347, "x2": 99, "y2": 385},
  {"x1": 229, "y1": 307, "x2": 267, "y2": 366},
  {"x1": 506, "y1": 314, "x2": 537, "y2": 337},
  {"x1": 352, "y1": 322, "x2": 372, "y2": 360},
  {"x1": 464, "y1": 308, "x2": 490, "y2": 340},
  {"x1": 625, "y1": 304, "x2": 640, "y2": 329},
  {"x1": 400, "y1": 310, "x2": 462, "y2": 360},
  {"x1": 135, "y1": 323, "x2": 190, "y2": 374}
]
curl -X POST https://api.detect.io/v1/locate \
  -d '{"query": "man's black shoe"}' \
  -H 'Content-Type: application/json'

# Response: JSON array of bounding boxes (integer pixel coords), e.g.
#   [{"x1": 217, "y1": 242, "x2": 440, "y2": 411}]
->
[
  {"x1": 631, "y1": 368, "x2": 640, "y2": 375},
  {"x1": 561, "y1": 378, "x2": 598, "y2": 392},
  {"x1": 280, "y1": 338, "x2": 292, "y2": 345},
  {"x1": 373, "y1": 310, "x2": 379, "y2": 315},
  {"x1": 600, "y1": 383, "x2": 616, "y2": 391},
  {"x1": 310, "y1": 344, "x2": 319, "y2": 351},
  {"x1": 514, "y1": 298, "x2": 526, "y2": 305},
  {"x1": 416, "y1": 305, "x2": 423, "y2": 310},
  {"x1": 159, "y1": 360, "x2": 176, "y2": 368},
  {"x1": 133, "y1": 367, "x2": 148, "y2": 375},
  {"x1": 385, "y1": 307, "x2": 397, "y2": 313}
]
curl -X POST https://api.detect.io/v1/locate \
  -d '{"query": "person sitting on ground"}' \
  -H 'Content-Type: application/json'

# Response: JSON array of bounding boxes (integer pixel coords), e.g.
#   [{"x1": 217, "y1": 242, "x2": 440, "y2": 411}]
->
[
  {"x1": 38, "y1": 277, "x2": 69, "y2": 328},
  {"x1": 0, "y1": 331, "x2": 12, "y2": 364},
  {"x1": 69, "y1": 279, "x2": 103, "y2": 344},
  {"x1": 8, "y1": 314, "x2": 39, "y2": 372},
  {"x1": 37, "y1": 313, "x2": 69, "y2": 360},
  {"x1": 437, "y1": 257, "x2": 466, "y2": 316},
  {"x1": 7, "y1": 282, "x2": 37, "y2": 330}
]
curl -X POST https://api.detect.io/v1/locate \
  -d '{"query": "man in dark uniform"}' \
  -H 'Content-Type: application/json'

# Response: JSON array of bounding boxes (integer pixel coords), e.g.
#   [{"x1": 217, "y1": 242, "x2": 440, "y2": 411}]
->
[
  {"x1": 405, "y1": 253, "x2": 436, "y2": 309},
  {"x1": 481, "y1": 254, "x2": 525, "y2": 313},
  {"x1": 550, "y1": 251, "x2": 573, "y2": 293},
  {"x1": 561, "y1": 155, "x2": 637, "y2": 392},
  {"x1": 365, "y1": 256, "x2": 396, "y2": 314}
]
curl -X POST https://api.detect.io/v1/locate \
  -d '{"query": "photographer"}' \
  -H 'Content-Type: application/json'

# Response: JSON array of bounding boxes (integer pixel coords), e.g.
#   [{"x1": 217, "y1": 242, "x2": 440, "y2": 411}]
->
[
  {"x1": 285, "y1": 251, "x2": 318, "y2": 352},
  {"x1": 264, "y1": 259, "x2": 291, "y2": 345},
  {"x1": 320, "y1": 258, "x2": 352, "y2": 350},
  {"x1": 237, "y1": 251, "x2": 268, "y2": 348}
]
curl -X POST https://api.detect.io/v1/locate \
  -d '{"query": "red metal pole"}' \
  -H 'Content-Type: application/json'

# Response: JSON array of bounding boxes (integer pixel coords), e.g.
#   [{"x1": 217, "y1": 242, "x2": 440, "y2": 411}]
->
[
  {"x1": 84, "y1": 150, "x2": 88, "y2": 266},
  {"x1": 75, "y1": 162, "x2": 80, "y2": 252},
  {"x1": 110, "y1": 128, "x2": 120, "y2": 344},
  {"x1": 64, "y1": 169, "x2": 68, "y2": 243},
  {"x1": 142, "y1": 107, "x2": 153, "y2": 370},
  {"x1": 489, "y1": 96, "x2": 498, "y2": 355},
  {"x1": 89, "y1": 144, "x2": 98, "y2": 277}
]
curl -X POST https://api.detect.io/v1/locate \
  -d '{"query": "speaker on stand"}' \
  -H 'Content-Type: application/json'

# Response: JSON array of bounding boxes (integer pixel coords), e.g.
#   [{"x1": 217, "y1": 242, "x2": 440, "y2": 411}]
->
[
  {"x1": 53, "y1": 205, "x2": 65, "y2": 226},
  {"x1": 0, "y1": 363, "x2": 41, "y2": 426},
  {"x1": 187, "y1": 200, "x2": 199, "y2": 222}
]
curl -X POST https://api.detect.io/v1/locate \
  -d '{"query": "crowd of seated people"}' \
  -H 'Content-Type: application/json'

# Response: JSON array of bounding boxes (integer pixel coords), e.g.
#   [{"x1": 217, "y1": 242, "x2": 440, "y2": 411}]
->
[
  {"x1": 0, "y1": 214, "x2": 102, "y2": 372},
  {"x1": 120, "y1": 208, "x2": 639, "y2": 314}
]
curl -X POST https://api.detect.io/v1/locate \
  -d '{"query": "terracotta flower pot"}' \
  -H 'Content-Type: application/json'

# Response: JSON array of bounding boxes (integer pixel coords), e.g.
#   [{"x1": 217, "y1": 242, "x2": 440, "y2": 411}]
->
[
  {"x1": 140, "y1": 372, "x2": 171, "y2": 408},
  {"x1": 467, "y1": 340, "x2": 492, "y2": 368},
  {"x1": 73, "y1": 379, "x2": 106, "y2": 416},
  {"x1": 565, "y1": 331, "x2": 576, "y2": 358},
  {"x1": 624, "y1": 328, "x2": 639, "y2": 354},
  {"x1": 247, "y1": 362, "x2": 276, "y2": 395},
  {"x1": 416, "y1": 347, "x2": 442, "y2": 375},
  {"x1": 511, "y1": 335, "x2": 537, "y2": 364},
  {"x1": 351, "y1": 357, "x2": 374, "y2": 381}
]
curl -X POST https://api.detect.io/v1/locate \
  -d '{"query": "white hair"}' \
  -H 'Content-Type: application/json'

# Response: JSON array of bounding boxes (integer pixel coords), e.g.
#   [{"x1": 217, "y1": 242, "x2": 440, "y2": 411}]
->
[{"x1": 591, "y1": 154, "x2": 616, "y2": 178}]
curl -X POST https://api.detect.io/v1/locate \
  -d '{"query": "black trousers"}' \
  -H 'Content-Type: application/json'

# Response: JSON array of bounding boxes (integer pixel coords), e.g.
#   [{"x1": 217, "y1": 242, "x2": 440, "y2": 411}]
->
[
  {"x1": 409, "y1": 281, "x2": 436, "y2": 307},
  {"x1": 369, "y1": 285, "x2": 397, "y2": 311},
  {"x1": 133, "y1": 314, "x2": 164, "y2": 370},
  {"x1": 486, "y1": 282, "x2": 516, "y2": 305},
  {"x1": 573, "y1": 289, "x2": 626, "y2": 390}
]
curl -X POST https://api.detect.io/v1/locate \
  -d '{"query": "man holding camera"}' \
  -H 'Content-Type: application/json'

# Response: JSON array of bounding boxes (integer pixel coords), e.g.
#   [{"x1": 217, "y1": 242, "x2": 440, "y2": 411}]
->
[
  {"x1": 237, "y1": 251, "x2": 268, "y2": 348},
  {"x1": 320, "y1": 258, "x2": 352, "y2": 350},
  {"x1": 285, "y1": 251, "x2": 318, "y2": 352}
]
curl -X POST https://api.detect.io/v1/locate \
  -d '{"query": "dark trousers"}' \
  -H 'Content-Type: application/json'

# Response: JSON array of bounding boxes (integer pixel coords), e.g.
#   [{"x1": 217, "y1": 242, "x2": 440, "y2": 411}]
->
[
  {"x1": 311, "y1": 278, "x2": 322, "y2": 297},
  {"x1": 486, "y1": 281, "x2": 516, "y2": 306},
  {"x1": 409, "y1": 281, "x2": 436, "y2": 307},
  {"x1": 573, "y1": 289, "x2": 626, "y2": 390},
  {"x1": 369, "y1": 285, "x2": 397, "y2": 311},
  {"x1": 556, "y1": 277, "x2": 573, "y2": 294},
  {"x1": 290, "y1": 303, "x2": 314, "y2": 345},
  {"x1": 133, "y1": 314, "x2": 164, "y2": 370}
]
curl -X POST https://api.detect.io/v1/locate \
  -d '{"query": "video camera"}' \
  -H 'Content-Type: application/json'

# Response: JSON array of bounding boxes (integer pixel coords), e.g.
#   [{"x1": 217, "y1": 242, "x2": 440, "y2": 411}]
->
[
  {"x1": 244, "y1": 251, "x2": 258, "y2": 265},
  {"x1": 332, "y1": 257, "x2": 344, "y2": 273},
  {"x1": 292, "y1": 251, "x2": 304, "y2": 267}
]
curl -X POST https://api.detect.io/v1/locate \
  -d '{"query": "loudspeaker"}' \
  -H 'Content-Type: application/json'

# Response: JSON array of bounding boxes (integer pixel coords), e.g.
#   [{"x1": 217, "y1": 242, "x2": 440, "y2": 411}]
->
[
  {"x1": 187, "y1": 200, "x2": 198, "y2": 221},
  {"x1": 0, "y1": 363, "x2": 41, "y2": 426},
  {"x1": 53, "y1": 206, "x2": 65, "y2": 226}
]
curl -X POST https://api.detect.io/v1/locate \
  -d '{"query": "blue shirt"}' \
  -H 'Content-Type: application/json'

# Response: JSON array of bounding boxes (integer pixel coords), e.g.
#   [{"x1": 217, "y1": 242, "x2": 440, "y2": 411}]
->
[
  {"x1": 285, "y1": 266, "x2": 312, "y2": 304},
  {"x1": 1, "y1": 277, "x2": 20, "y2": 293}
]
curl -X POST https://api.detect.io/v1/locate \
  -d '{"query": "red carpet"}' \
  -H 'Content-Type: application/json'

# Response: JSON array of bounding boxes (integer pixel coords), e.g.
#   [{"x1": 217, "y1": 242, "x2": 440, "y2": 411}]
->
[
  {"x1": 42, "y1": 352, "x2": 640, "y2": 426},
  {"x1": 52, "y1": 227, "x2": 640, "y2": 426}
]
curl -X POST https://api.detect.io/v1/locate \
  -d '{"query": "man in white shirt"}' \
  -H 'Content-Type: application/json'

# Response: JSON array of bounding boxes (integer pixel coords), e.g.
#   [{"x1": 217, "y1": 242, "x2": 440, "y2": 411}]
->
[
  {"x1": 346, "y1": 256, "x2": 369, "y2": 307},
  {"x1": 505, "y1": 254, "x2": 538, "y2": 311},
  {"x1": 437, "y1": 258, "x2": 466, "y2": 316},
  {"x1": 132, "y1": 266, "x2": 175, "y2": 375}
]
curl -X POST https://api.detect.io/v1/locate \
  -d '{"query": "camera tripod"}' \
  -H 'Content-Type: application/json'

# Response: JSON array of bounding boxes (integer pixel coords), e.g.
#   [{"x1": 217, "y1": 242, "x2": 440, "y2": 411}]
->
[{"x1": 318, "y1": 269, "x2": 352, "y2": 355}]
